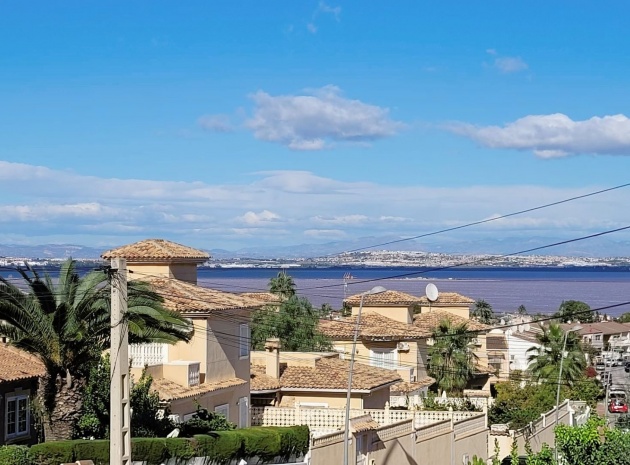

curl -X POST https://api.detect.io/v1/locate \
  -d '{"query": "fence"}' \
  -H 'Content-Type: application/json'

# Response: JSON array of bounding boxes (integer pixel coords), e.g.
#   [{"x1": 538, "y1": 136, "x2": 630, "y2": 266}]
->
[
  {"x1": 390, "y1": 393, "x2": 491, "y2": 410},
  {"x1": 251, "y1": 404, "x2": 480, "y2": 436}
]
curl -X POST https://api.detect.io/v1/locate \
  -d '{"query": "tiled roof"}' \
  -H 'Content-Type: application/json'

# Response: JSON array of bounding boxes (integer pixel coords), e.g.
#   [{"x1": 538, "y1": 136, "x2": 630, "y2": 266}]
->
[
  {"x1": 319, "y1": 313, "x2": 430, "y2": 340},
  {"x1": 510, "y1": 328, "x2": 542, "y2": 345},
  {"x1": 474, "y1": 363, "x2": 497, "y2": 375},
  {"x1": 390, "y1": 377, "x2": 436, "y2": 393},
  {"x1": 250, "y1": 365, "x2": 282, "y2": 392},
  {"x1": 349, "y1": 414, "x2": 380, "y2": 432},
  {"x1": 486, "y1": 335, "x2": 508, "y2": 350},
  {"x1": 101, "y1": 239, "x2": 209, "y2": 261},
  {"x1": 151, "y1": 377, "x2": 247, "y2": 401},
  {"x1": 145, "y1": 277, "x2": 263, "y2": 314},
  {"x1": 417, "y1": 292, "x2": 475, "y2": 305},
  {"x1": 252, "y1": 358, "x2": 401, "y2": 392},
  {"x1": 240, "y1": 292, "x2": 282, "y2": 304},
  {"x1": 413, "y1": 310, "x2": 490, "y2": 332},
  {"x1": 0, "y1": 344, "x2": 46, "y2": 383},
  {"x1": 344, "y1": 290, "x2": 422, "y2": 306},
  {"x1": 577, "y1": 321, "x2": 630, "y2": 336}
]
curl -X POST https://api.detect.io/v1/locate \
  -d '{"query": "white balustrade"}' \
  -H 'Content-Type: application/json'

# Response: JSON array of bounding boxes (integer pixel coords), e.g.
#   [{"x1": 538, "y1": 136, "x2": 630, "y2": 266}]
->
[{"x1": 129, "y1": 343, "x2": 168, "y2": 368}]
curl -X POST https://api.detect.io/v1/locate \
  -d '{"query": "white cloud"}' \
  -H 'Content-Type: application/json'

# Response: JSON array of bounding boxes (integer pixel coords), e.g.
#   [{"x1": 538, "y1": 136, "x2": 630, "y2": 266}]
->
[
  {"x1": 494, "y1": 56, "x2": 528, "y2": 73},
  {"x1": 198, "y1": 114, "x2": 233, "y2": 132},
  {"x1": 317, "y1": 2, "x2": 341, "y2": 21},
  {"x1": 1, "y1": 160, "x2": 630, "y2": 249},
  {"x1": 237, "y1": 210, "x2": 281, "y2": 225},
  {"x1": 246, "y1": 86, "x2": 404, "y2": 150},
  {"x1": 307, "y1": 23, "x2": 317, "y2": 34},
  {"x1": 448, "y1": 113, "x2": 630, "y2": 157}
]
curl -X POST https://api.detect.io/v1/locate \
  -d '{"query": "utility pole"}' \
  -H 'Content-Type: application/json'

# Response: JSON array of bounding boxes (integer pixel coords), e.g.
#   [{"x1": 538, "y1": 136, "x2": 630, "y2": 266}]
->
[{"x1": 110, "y1": 258, "x2": 131, "y2": 465}]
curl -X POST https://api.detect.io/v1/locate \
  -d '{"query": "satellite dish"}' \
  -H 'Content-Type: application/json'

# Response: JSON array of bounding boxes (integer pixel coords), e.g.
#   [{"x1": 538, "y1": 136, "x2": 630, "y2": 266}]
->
[{"x1": 426, "y1": 283, "x2": 439, "y2": 302}]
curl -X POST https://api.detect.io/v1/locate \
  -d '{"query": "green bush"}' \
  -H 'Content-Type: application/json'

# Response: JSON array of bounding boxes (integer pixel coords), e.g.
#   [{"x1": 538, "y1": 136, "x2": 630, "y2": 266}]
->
[
  {"x1": 0, "y1": 446, "x2": 30, "y2": 465},
  {"x1": 22, "y1": 425, "x2": 310, "y2": 465}
]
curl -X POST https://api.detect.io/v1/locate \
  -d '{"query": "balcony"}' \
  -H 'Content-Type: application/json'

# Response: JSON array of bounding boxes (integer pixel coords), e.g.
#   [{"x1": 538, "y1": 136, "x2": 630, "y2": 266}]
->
[{"x1": 130, "y1": 343, "x2": 168, "y2": 368}]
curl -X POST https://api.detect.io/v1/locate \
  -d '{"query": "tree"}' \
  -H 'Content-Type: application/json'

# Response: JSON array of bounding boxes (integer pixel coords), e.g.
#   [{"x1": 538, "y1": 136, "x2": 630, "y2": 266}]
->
[
  {"x1": 75, "y1": 355, "x2": 175, "y2": 439},
  {"x1": 555, "y1": 417, "x2": 630, "y2": 465},
  {"x1": 472, "y1": 299, "x2": 494, "y2": 325},
  {"x1": 618, "y1": 312, "x2": 630, "y2": 323},
  {"x1": 428, "y1": 319, "x2": 477, "y2": 395},
  {"x1": 526, "y1": 323, "x2": 586, "y2": 387},
  {"x1": 250, "y1": 295, "x2": 332, "y2": 351},
  {"x1": 554, "y1": 300, "x2": 594, "y2": 323},
  {"x1": 0, "y1": 259, "x2": 193, "y2": 440},
  {"x1": 517, "y1": 305, "x2": 527, "y2": 316},
  {"x1": 268, "y1": 271, "x2": 296, "y2": 300}
]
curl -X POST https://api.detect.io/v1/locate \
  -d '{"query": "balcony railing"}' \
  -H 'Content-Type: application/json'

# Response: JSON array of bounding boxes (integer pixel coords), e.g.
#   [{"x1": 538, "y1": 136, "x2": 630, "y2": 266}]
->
[{"x1": 129, "y1": 343, "x2": 168, "y2": 368}]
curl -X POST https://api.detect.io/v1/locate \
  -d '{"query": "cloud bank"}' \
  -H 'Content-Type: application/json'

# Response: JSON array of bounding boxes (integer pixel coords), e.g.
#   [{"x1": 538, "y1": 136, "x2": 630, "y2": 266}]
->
[
  {"x1": 448, "y1": 113, "x2": 630, "y2": 157},
  {"x1": 246, "y1": 86, "x2": 404, "y2": 150}
]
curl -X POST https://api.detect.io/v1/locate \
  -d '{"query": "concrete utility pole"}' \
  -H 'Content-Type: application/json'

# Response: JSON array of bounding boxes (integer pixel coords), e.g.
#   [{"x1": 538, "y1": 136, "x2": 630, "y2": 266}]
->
[{"x1": 110, "y1": 258, "x2": 131, "y2": 465}]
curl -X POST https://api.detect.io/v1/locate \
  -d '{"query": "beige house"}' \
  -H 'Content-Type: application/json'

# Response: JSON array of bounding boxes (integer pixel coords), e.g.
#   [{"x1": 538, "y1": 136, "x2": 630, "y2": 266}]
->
[
  {"x1": 416, "y1": 292, "x2": 475, "y2": 319},
  {"x1": 101, "y1": 239, "x2": 263, "y2": 427},
  {"x1": 249, "y1": 339, "x2": 401, "y2": 409},
  {"x1": 321, "y1": 289, "x2": 495, "y2": 392}
]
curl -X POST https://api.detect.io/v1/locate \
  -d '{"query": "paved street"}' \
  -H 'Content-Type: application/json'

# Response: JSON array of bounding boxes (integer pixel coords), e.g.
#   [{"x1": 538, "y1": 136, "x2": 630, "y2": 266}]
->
[{"x1": 598, "y1": 364, "x2": 630, "y2": 426}]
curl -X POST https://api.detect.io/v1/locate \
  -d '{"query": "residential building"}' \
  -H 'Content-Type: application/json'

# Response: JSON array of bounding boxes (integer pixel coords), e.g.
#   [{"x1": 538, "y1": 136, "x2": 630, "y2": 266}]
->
[
  {"x1": 250, "y1": 339, "x2": 401, "y2": 409},
  {"x1": 416, "y1": 292, "x2": 475, "y2": 319},
  {"x1": 101, "y1": 239, "x2": 263, "y2": 427},
  {"x1": 561, "y1": 321, "x2": 630, "y2": 354},
  {"x1": 0, "y1": 344, "x2": 45, "y2": 446},
  {"x1": 504, "y1": 323, "x2": 543, "y2": 373}
]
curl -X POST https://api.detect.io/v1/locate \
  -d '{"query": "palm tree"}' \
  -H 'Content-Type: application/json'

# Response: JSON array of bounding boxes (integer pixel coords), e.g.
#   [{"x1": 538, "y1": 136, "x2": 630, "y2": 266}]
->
[
  {"x1": 268, "y1": 270, "x2": 296, "y2": 300},
  {"x1": 472, "y1": 299, "x2": 494, "y2": 324},
  {"x1": 0, "y1": 259, "x2": 193, "y2": 441},
  {"x1": 527, "y1": 323, "x2": 586, "y2": 386},
  {"x1": 428, "y1": 319, "x2": 477, "y2": 395}
]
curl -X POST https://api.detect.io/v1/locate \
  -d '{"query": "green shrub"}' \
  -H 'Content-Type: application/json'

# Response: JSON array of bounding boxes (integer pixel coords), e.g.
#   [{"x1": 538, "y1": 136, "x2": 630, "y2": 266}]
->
[
  {"x1": 29, "y1": 441, "x2": 74, "y2": 465},
  {"x1": 23, "y1": 426, "x2": 310, "y2": 465},
  {"x1": 0, "y1": 446, "x2": 30, "y2": 465}
]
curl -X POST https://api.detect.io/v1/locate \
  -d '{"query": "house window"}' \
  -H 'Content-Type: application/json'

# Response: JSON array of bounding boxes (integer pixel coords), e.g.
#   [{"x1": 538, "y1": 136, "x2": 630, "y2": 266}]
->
[
  {"x1": 239, "y1": 323, "x2": 250, "y2": 358},
  {"x1": 5, "y1": 393, "x2": 29, "y2": 440},
  {"x1": 369, "y1": 348, "x2": 397, "y2": 369},
  {"x1": 595, "y1": 335, "x2": 601, "y2": 341},
  {"x1": 215, "y1": 403, "x2": 229, "y2": 420}
]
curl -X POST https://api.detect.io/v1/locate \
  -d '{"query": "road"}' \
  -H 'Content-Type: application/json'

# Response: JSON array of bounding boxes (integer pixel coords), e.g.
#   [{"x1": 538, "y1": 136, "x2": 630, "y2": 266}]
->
[{"x1": 598, "y1": 364, "x2": 630, "y2": 426}]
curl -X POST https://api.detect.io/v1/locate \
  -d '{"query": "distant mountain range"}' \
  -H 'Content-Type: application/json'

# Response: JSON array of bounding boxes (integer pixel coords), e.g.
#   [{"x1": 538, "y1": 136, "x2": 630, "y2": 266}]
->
[{"x1": 1, "y1": 234, "x2": 628, "y2": 260}]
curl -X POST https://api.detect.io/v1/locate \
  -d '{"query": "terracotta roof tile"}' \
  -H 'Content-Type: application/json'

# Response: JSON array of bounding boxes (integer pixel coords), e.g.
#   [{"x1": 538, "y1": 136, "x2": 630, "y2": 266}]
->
[
  {"x1": 250, "y1": 365, "x2": 282, "y2": 392},
  {"x1": 253, "y1": 357, "x2": 401, "y2": 391},
  {"x1": 349, "y1": 414, "x2": 380, "y2": 432},
  {"x1": 413, "y1": 310, "x2": 490, "y2": 333},
  {"x1": 151, "y1": 377, "x2": 247, "y2": 401},
  {"x1": 240, "y1": 292, "x2": 282, "y2": 304},
  {"x1": 0, "y1": 344, "x2": 46, "y2": 383},
  {"x1": 145, "y1": 277, "x2": 263, "y2": 314},
  {"x1": 390, "y1": 377, "x2": 436, "y2": 393},
  {"x1": 319, "y1": 313, "x2": 430, "y2": 340},
  {"x1": 101, "y1": 239, "x2": 209, "y2": 261},
  {"x1": 417, "y1": 292, "x2": 475, "y2": 305},
  {"x1": 344, "y1": 290, "x2": 422, "y2": 306}
]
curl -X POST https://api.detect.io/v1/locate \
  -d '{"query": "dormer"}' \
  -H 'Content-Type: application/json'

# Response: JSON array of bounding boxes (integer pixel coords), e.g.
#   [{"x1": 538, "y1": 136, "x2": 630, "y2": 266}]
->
[{"x1": 101, "y1": 238, "x2": 209, "y2": 284}]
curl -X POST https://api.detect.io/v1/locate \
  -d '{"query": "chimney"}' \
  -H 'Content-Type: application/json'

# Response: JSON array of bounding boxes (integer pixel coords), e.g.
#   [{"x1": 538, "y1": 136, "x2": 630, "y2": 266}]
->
[{"x1": 264, "y1": 338, "x2": 281, "y2": 379}]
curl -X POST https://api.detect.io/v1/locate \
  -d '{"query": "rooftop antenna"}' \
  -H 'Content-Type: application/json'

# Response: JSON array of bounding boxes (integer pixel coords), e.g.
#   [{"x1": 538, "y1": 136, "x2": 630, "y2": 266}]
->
[
  {"x1": 426, "y1": 283, "x2": 439, "y2": 313},
  {"x1": 343, "y1": 272, "x2": 353, "y2": 299}
]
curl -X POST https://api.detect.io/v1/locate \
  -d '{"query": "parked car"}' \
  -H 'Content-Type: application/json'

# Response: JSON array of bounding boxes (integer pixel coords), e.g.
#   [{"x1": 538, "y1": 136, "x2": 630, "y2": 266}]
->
[
  {"x1": 609, "y1": 400, "x2": 628, "y2": 414},
  {"x1": 602, "y1": 372, "x2": 613, "y2": 386},
  {"x1": 596, "y1": 361, "x2": 606, "y2": 372},
  {"x1": 624, "y1": 361, "x2": 630, "y2": 373}
]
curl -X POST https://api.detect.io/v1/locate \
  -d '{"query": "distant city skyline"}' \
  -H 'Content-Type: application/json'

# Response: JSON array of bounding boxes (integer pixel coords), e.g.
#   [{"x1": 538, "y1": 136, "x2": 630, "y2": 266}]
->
[{"x1": 2, "y1": 2, "x2": 630, "y2": 251}]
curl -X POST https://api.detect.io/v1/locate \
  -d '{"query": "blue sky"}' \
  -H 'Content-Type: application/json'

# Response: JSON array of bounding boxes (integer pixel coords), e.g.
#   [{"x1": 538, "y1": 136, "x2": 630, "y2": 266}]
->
[{"x1": 2, "y1": 1, "x2": 630, "y2": 252}]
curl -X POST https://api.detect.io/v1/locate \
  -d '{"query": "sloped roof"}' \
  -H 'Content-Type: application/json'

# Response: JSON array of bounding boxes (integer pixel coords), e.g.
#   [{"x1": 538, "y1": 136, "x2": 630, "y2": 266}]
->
[
  {"x1": 417, "y1": 292, "x2": 475, "y2": 305},
  {"x1": 250, "y1": 365, "x2": 282, "y2": 392},
  {"x1": 101, "y1": 239, "x2": 209, "y2": 261},
  {"x1": 413, "y1": 310, "x2": 490, "y2": 333},
  {"x1": 151, "y1": 377, "x2": 247, "y2": 401},
  {"x1": 240, "y1": 292, "x2": 282, "y2": 304},
  {"x1": 0, "y1": 344, "x2": 46, "y2": 383},
  {"x1": 350, "y1": 414, "x2": 380, "y2": 432},
  {"x1": 252, "y1": 358, "x2": 401, "y2": 392},
  {"x1": 319, "y1": 313, "x2": 430, "y2": 340},
  {"x1": 145, "y1": 277, "x2": 263, "y2": 314},
  {"x1": 344, "y1": 290, "x2": 422, "y2": 306},
  {"x1": 390, "y1": 377, "x2": 436, "y2": 393}
]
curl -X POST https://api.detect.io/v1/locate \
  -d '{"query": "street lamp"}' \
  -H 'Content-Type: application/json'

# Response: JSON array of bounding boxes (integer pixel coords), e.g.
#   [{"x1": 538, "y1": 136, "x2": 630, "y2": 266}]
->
[
  {"x1": 555, "y1": 324, "x2": 582, "y2": 462},
  {"x1": 343, "y1": 285, "x2": 387, "y2": 465}
]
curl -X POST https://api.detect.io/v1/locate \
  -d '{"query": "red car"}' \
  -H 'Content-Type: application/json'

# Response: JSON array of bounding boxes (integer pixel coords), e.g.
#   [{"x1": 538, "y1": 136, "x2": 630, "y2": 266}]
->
[{"x1": 609, "y1": 400, "x2": 628, "y2": 414}]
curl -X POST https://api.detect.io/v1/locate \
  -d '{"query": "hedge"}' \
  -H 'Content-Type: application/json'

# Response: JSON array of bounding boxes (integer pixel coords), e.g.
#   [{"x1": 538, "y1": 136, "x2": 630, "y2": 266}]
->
[{"x1": 9, "y1": 426, "x2": 309, "y2": 465}]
